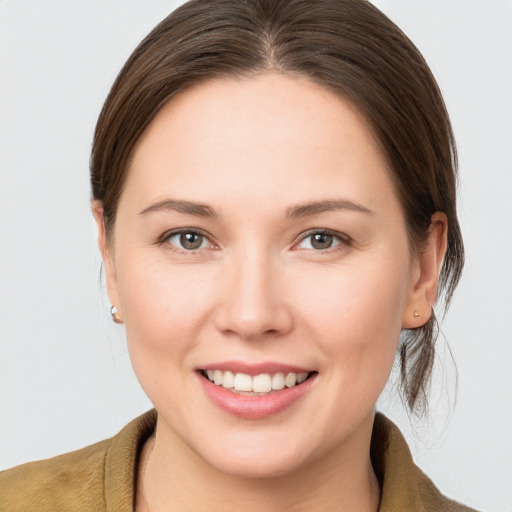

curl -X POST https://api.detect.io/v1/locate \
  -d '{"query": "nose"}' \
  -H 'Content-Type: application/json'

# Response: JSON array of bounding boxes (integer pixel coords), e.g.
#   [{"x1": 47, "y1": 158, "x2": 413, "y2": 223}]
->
[{"x1": 214, "y1": 250, "x2": 294, "y2": 341}]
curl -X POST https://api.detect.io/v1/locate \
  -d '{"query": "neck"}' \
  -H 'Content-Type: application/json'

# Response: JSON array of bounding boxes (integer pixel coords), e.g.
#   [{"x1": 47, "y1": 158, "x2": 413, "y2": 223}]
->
[{"x1": 138, "y1": 412, "x2": 380, "y2": 512}]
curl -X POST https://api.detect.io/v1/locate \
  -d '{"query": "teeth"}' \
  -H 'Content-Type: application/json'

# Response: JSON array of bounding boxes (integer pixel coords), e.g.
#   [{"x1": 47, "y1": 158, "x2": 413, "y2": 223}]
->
[
  {"x1": 285, "y1": 372, "x2": 297, "y2": 388},
  {"x1": 203, "y1": 370, "x2": 310, "y2": 393},
  {"x1": 271, "y1": 372, "x2": 285, "y2": 390},
  {"x1": 222, "y1": 370, "x2": 234, "y2": 389},
  {"x1": 233, "y1": 373, "x2": 253, "y2": 391},
  {"x1": 297, "y1": 372, "x2": 308, "y2": 384},
  {"x1": 253, "y1": 374, "x2": 272, "y2": 393},
  {"x1": 213, "y1": 369, "x2": 223, "y2": 386}
]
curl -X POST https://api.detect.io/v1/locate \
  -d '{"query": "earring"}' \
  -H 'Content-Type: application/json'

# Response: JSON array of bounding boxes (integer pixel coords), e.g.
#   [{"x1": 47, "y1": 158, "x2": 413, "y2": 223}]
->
[
  {"x1": 110, "y1": 305, "x2": 123, "y2": 324},
  {"x1": 413, "y1": 310, "x2": 420, "y2": 318}
]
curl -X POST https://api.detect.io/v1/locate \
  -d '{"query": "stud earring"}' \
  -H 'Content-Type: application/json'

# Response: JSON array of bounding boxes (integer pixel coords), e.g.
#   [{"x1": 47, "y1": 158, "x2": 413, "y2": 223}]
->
[
  {"x1": 413, "y1": 311, "x2": 420, "y2": 318},
  {"x1": 110, "y1": 305, "x2": 123, "y2": 324}
]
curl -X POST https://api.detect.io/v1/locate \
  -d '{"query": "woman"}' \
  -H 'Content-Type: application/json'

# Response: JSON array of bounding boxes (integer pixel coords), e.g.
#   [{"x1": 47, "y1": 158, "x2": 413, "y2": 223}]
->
[{"x1": 0, "y1": 0, "x2": 479, "y2": 510}]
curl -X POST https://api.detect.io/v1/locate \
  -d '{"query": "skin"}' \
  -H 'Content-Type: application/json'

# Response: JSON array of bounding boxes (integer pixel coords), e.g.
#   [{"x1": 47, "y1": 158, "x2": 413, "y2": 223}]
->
[{"x1": 93, "y1": 73, "x2": 447, "y2": 512}]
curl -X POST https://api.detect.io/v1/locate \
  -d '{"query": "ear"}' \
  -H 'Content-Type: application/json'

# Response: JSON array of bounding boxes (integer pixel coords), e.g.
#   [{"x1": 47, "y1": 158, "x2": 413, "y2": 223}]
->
[
  {"x1": 402, "y1": 212, "x2": 448, "y2": 328},
  {"x1": 92, "y1": 200, "x2": 123, "y2": 323}
]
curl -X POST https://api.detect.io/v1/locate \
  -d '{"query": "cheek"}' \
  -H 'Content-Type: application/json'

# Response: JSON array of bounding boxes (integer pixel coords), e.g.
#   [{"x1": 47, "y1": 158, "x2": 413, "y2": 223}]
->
[
  {"x1": 117, "y1": 257, "x2": 218, "y2": 370},
  {"x1": 116, "y1": 259, "x2": 225, "y2": 415},
  {"x1": 292, "y1": 256, "x2": 410, "y2": 378}
]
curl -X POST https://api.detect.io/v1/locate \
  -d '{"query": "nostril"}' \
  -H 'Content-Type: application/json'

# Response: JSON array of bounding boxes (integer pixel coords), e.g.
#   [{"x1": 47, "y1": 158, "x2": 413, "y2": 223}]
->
[{"x1": 213, "y1": 277, "x2": 294, "y2": 340}]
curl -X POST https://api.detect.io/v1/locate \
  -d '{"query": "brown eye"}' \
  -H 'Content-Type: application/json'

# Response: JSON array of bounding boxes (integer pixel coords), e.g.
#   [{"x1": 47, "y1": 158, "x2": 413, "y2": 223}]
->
[
  {"x1": 295, "y1": 231, "x2": 346, "y2": 251},
  {"x1": 311, "y1": 233, "x2": 333, "y2": 250},
  {"x1": 180, "y1": 232, "x2": 204, "y2": 249},
  {"x1": 166, "y1": 231, "x2": 209, "y2": 250}
]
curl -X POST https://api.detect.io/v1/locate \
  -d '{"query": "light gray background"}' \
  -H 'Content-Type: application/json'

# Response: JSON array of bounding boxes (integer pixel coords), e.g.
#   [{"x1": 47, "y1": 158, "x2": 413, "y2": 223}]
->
[{"x1": 0, "y1": 1, "x2": 511, "y2": 510}]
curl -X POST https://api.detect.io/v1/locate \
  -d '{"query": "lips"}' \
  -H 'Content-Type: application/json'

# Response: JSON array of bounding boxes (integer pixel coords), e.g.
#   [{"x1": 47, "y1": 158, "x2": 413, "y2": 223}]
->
[{"x1": 197, "y1": 363, "x2": 317, "y2": 419}]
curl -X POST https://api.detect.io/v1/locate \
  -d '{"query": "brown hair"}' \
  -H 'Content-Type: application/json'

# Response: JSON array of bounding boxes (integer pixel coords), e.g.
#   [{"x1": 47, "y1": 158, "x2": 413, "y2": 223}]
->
[{"x1": 90, "y1": 0, "x2": 464, "y2": 414}]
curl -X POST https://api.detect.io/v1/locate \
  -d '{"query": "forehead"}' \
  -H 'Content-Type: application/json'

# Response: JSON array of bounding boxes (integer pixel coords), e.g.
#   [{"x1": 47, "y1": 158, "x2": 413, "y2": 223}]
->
[{"x1": 123, "y1": 73, "x2": 397, "y2": 215}]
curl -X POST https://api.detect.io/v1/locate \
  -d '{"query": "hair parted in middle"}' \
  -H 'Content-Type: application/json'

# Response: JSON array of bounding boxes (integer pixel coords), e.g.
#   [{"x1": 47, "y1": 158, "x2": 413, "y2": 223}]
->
[{"x1": 90, "y1": 0, "x2": 464, "y2": 414}]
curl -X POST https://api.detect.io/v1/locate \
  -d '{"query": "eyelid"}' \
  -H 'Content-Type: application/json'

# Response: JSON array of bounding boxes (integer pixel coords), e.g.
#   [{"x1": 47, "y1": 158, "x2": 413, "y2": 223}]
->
[
  {"x1": 156, "y1": 227, "x2": 350, "y2": 252},
  {"x1": 293, "y1": 228, "x2": 351, "y2": 250},
  {"x1": 158, "y1": 228, "x2": 217, "y2": 251}
]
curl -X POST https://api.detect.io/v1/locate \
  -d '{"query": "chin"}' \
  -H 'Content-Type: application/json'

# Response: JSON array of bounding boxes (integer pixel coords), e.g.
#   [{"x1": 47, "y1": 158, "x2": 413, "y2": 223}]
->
[
  {"x1": 205, "y1": 451, "x2": 306, "y2": 479},
  {"x1": 195, "y1": 433, "x2": 316, "y2": 479}
]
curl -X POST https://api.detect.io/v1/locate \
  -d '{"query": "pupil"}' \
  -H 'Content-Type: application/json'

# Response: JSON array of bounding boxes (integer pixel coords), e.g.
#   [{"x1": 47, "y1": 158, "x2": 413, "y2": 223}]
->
[
  {"x1": 312, "y1": 233, "x2": 332, "y2": 249},
  {"x1": 180, "y1": 232, "x2": 202, "y2": 249}
]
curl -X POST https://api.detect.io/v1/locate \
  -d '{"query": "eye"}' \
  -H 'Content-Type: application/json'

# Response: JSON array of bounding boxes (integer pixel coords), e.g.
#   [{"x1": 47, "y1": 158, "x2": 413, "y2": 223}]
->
[
  {"x1": 295, "y1": 230, "x2": 347, "y2": 250},
  {"x1": 165, "y1": 230, "x2": 211, "y2": 251}
]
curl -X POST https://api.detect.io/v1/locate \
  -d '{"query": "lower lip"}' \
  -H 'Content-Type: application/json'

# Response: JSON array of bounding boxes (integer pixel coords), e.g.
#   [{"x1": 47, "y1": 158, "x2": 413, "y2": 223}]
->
[{"x1": 197, "y1": 372, "x2": 317, "y2": 420}]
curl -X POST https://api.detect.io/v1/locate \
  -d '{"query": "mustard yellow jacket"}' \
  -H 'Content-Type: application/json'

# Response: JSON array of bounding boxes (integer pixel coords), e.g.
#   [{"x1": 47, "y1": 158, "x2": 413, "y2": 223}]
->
[{"x1": 0, "y1": 411, "x2": 476, "y2": 511}]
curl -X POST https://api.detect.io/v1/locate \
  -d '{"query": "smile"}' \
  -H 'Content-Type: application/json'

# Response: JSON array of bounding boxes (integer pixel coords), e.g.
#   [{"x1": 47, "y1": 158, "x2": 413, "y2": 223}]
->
[
  {"x1": 201, "y1": 369, "x2": 311, "y2": 394},
  {"x1": 197, "y1": 366, "x2": 318, "y2": 420}
]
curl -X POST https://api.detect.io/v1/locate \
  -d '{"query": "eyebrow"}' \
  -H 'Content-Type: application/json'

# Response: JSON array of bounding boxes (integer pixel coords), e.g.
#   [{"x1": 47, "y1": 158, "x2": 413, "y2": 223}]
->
[
  {"x1": 139, "y1": 197, "x2": 373, "y2": 219},
  {"x1": 139, "y1": 199, "x2": 217, "y2": 217},
  {"x1": 286, "y1": 199, "x2": 374, "y2": 218}
]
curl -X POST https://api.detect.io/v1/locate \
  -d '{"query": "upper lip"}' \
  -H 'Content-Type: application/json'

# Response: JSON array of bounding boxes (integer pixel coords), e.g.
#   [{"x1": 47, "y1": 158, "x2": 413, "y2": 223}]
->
[{"x1": 198, "y1": 361, "x2": 315, "y2": 376}]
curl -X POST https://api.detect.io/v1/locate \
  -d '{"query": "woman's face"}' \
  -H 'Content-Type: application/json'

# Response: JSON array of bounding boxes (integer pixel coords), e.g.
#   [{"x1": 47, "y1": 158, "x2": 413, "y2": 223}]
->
[{"x1": 100, "y1": 74, "x2": 430, "y2": 477}]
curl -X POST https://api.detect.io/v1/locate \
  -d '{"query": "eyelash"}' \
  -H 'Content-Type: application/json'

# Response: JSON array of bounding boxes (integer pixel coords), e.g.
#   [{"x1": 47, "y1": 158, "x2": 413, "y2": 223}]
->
[
  {"x1": 157, "y1": 228, "x2": 214, "y2": 253},
  {"x1": 294, "y1": 229, "x2": 351, "y2": 252},
  {"x1": 157, "y1": 228, "x2": 351, "y2": 253}
]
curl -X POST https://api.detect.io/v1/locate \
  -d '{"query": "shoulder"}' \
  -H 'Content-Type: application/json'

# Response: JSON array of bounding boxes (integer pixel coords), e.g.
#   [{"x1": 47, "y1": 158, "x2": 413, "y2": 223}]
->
[
  {"x1": 0, "y1": 410, "x2": 157, "y2": 512},
  {"x1": 373, "y1": 413, "x2": 478, "y2": 512},
  {"x1": 0, "y1": 437, "x2": 111, "y2": 512}
]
